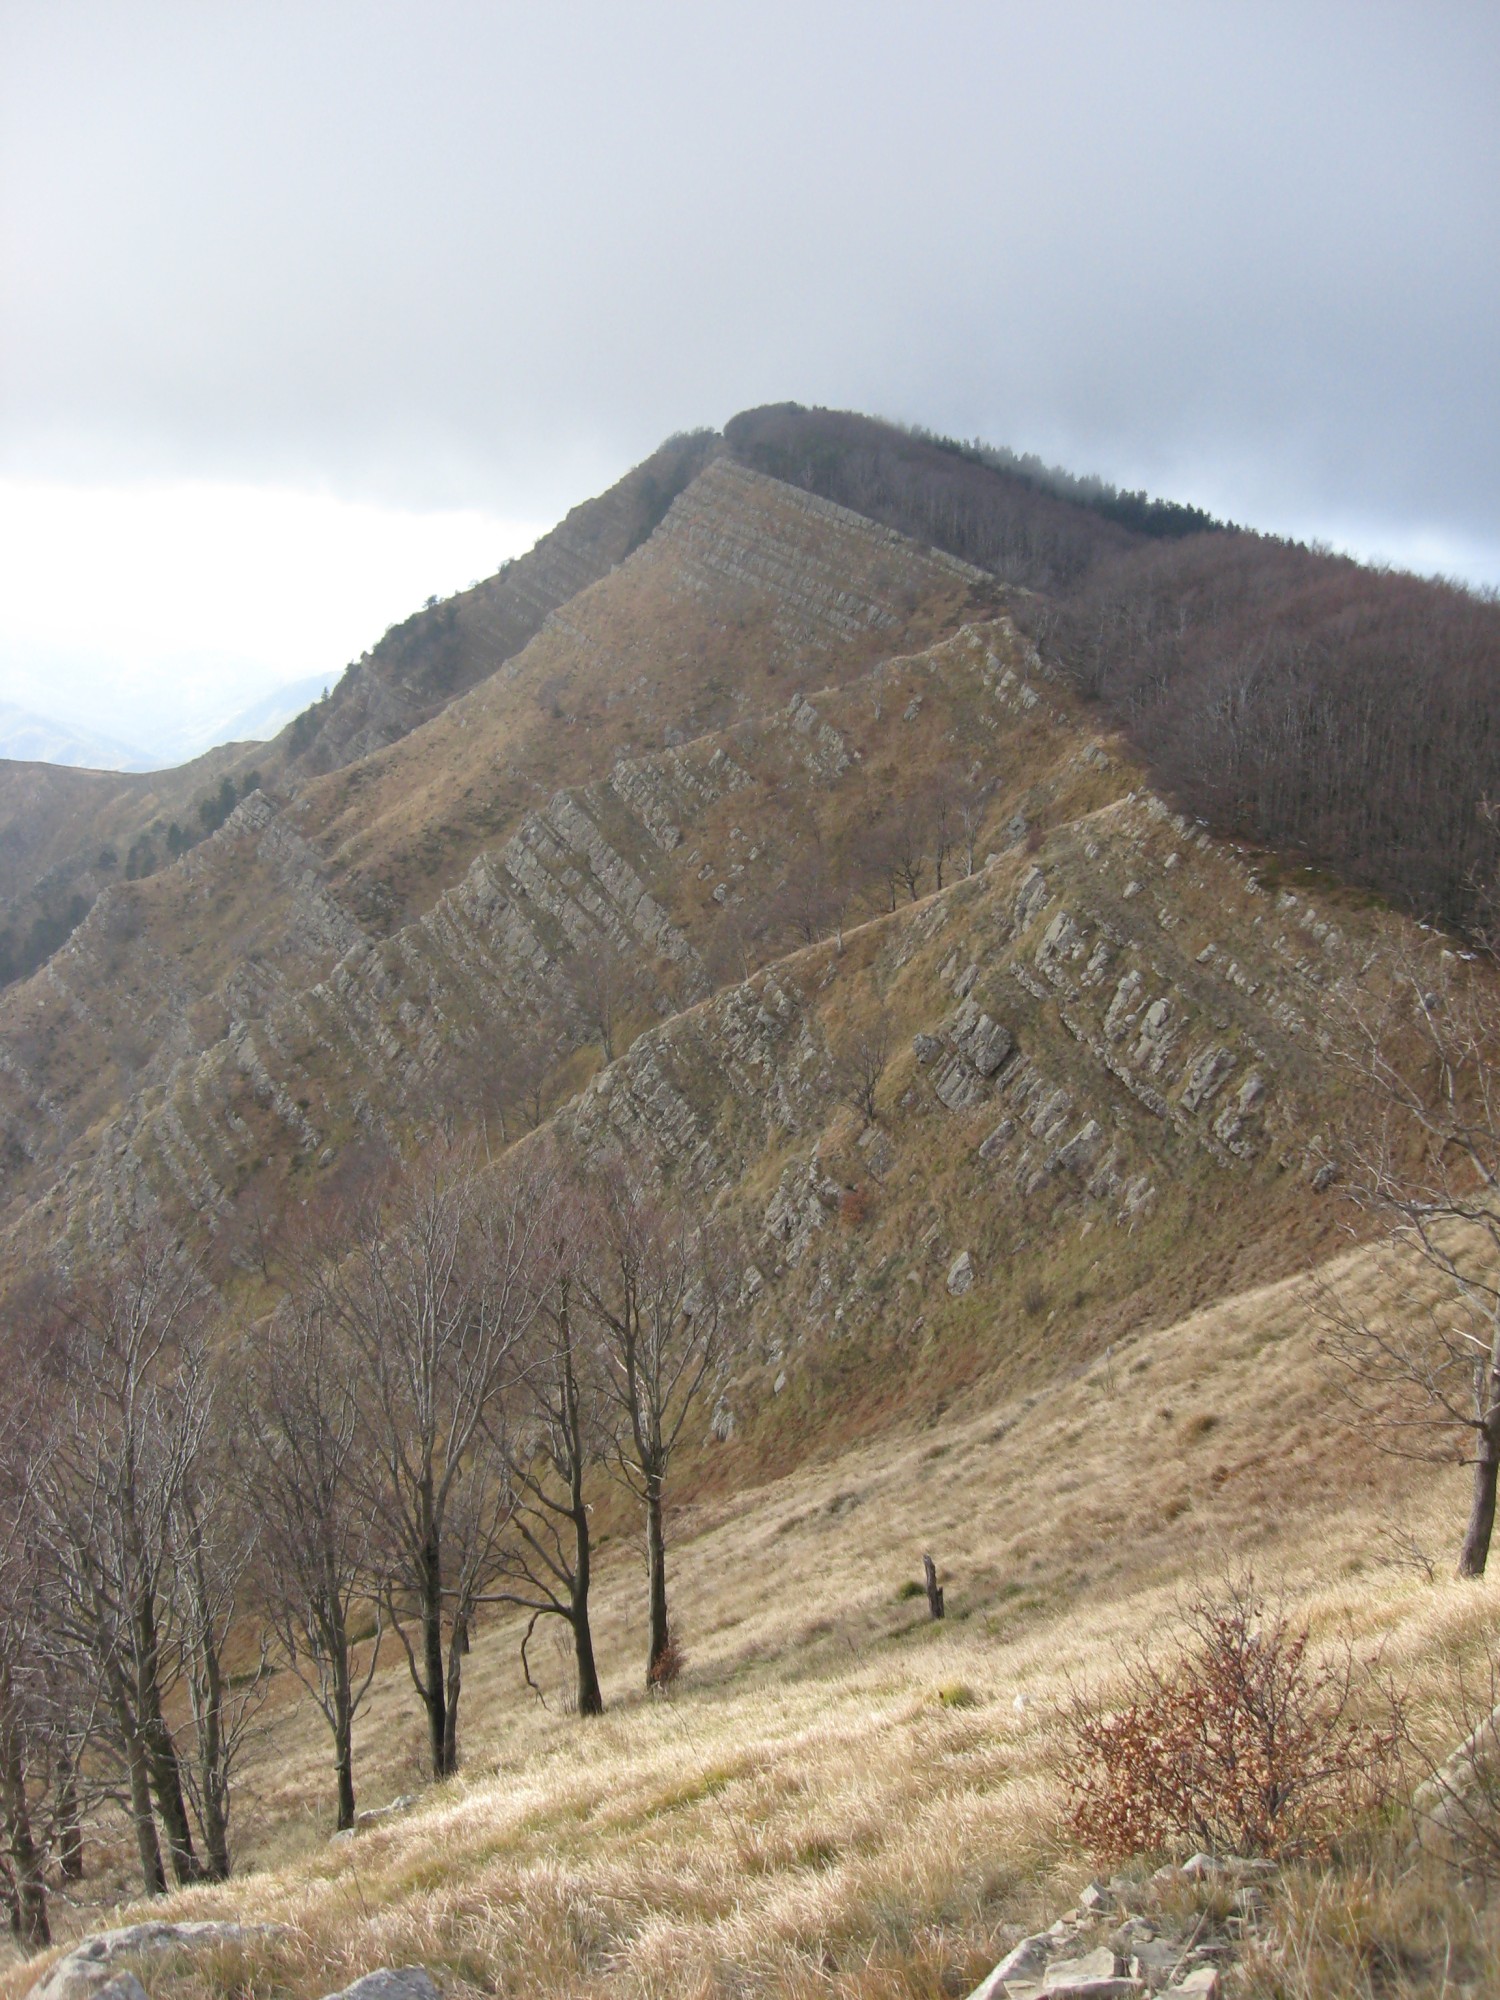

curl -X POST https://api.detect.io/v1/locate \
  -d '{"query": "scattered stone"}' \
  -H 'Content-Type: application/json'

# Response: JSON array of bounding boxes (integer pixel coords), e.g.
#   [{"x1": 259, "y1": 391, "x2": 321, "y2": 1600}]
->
[
  {"x1": 978, "y1": 1934, "x2": 1051, "y2": 1992},
  {"x1": 978, "y1": 1118, "x2": 1015, "y2": 1160},
  {"x1": 29, "y1": 1925, "x2": 287, "y2": 2000},
  {"x1": 320, "y1": 1972, "x2": 441, "y2": 2000},
  {"x1": 1041, "y1": 1947, "x2": 1134, "y2": 1996},
  {"x1": 90, "y1": 1980, "x2": 147, "y2": 2000},
  {"x1": 948, "y1": 999, "x2": 1014, "y2": 1076},
  {"x1": 913, "y1": 1033, "x2": 943, "y2": 1064},
  {"x1": 1167, "y1": 1970, "x2": 1219, "y2": 1996},
  {"x1": 329, "y1": 1793, "x2": 419, "y2": 1840},
  {"x1": 773, "y1": 1370, "x2": 788, "y2": 1394},
  {"x1": 946, "y1": 1250, "x2": 975, "y2": 1296},
  {"x1": 966, "y1": 1856, "x2": 1269, "y2": 2000},
  {"x1": 1128, "y1": 1937, "x2": 1189, "y2": 1982}
]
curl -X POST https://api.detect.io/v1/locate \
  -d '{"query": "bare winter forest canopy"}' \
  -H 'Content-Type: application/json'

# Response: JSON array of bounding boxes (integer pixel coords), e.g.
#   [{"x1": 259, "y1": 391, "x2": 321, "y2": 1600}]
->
[{"x1": 726, "y1": 406, "x2": 1500, "y2": 934}]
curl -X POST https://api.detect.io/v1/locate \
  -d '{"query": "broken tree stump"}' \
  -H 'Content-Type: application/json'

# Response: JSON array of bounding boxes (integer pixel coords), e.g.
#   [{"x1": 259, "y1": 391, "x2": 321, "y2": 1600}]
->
[{"x1": 923, "y1": 1552, "x2": 945, "y2": 1620}]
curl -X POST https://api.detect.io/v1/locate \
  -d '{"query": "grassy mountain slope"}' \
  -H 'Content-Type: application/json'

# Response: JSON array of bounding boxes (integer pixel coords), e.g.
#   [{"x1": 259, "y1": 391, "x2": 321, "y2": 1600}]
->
[
  {"x1": 2, "y1": 424, "x2": 1498, "y2": 2000},
  {"x1": 0, "y1": 462, "x2": 988, "y2": 1257},
  {"x1": 0, "y1": 434, "x2": 719, "y2": 995},
  {"x1": 265, "y1": 430, "x2": 724, "y2": 782},
  {"x1": 7, "y1": 1232, "x2": 1492, "y2": 2000}
]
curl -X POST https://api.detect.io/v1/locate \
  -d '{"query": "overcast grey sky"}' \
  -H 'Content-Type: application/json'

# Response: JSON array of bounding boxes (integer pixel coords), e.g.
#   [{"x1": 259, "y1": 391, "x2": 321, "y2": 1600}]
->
[{"x1": 2, "y1": 1, "x2": 1497, "y2": 760}]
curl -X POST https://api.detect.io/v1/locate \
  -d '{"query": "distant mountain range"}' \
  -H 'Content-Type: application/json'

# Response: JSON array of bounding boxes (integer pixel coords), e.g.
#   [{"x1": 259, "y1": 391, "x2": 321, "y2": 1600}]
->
[
  {"x1": 0, "y1": 672, "x2": 333, "y2": 772},
  {"x1": 0, "y1": 701, "x2": 156, "y2": 771}
]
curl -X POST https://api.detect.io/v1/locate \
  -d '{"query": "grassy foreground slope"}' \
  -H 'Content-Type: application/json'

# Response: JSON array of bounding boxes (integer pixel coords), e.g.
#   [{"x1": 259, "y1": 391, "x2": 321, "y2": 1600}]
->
[{"x1": 9, "y1": 1234, "x2": 1495, "y2": 2000}]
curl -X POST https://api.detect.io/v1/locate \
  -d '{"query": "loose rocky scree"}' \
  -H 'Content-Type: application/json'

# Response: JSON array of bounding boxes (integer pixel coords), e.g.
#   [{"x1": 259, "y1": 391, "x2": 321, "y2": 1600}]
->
[
  {"x1": 24, "y1": 1930, "x2": 437, "y2": 2000},
  {"x1": 967, "y1": 1855, "x2": 1277, "y2": 1998}
]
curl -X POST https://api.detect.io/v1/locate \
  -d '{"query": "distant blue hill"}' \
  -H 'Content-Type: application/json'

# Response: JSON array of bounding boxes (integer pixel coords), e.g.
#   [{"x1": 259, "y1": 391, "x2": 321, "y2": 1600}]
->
[
  {"x1": 0, "y1": 701, "x2": 154, "y2": 771},
  {"x1": 0, "y1": 673, "x2": 335, "y2": 772}
]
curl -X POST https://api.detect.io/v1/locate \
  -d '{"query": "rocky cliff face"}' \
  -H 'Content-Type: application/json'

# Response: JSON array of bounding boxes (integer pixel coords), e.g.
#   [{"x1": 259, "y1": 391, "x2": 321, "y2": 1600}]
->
[
  {"x1": 546, "y1": 767, "x2": 1387, "y2": 1455},
  {"x1": 0, "y1": 456, "x2": 988, "y2": 1226},
  {"x1": 0, "y1": 453, "x2": 1415, "y2": 1469},
  {"x1": 11, "y1": 618, "x2": 1049, "y2": 1255}
]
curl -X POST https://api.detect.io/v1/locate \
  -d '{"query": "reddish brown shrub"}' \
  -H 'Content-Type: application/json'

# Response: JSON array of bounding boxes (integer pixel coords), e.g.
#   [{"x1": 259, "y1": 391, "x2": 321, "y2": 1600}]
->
[
  {"x1": 838, "y1": 1185, "x2": 871, "y2": 1228},
  {"x1": 1068, "y1": 1581, "x2": 1405, "y2": 1861},
  {"x1": 648, "y1": 1637, "x2": 685, "y2": 1695}
]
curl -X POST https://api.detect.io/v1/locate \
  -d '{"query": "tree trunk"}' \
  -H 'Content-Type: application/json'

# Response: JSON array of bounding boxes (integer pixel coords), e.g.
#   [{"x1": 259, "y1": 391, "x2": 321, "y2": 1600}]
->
[
  {"x1": 572, "y1": 1594, "x2": 604, "y2": 1717},
  {"x1": 56, "y1": 1747, "x2": 84, "y2": 1881},
  {"x1": 645, "y1": 1472, "x2": 670, "y2": 1686},
  {"x1": 0, "y1": 1698, "x2": 48, "y2": 1952},
  {"x1": 571, "y1": 1503, "x2": 603, "y2": 1718},
  {"x1": 923, "y1": 1552, "x2": 945, "y2": 1620},
  {"x1": 184, "y1": 1525, "x2": 232, "y2": 1880},
  {"x1": 420, "y1": 1530, "x2": 450, "y2": 1778},
  {"x1": 107, "y1": 1669, "x2": 166, "y2": 1896},
  {"x1": 142, "y1": 1713, "x2": 202, "y2": 1885},
  {"x1": 1459, "y1": 1418, "x2": 1500, "y2": 1578},
  {"x1": 126, "y1": 1728, "x2": 167, "y2": 1894},
  {"x1": 134, "y1": 1591, "x2": 203, "y2": 1885},
  {"x1": 331, "y1": 1640, "x2": 357, "y2": 1832},
  {"x1": 441, "y1": 1611, "x2": 465, "y2": 1777}
]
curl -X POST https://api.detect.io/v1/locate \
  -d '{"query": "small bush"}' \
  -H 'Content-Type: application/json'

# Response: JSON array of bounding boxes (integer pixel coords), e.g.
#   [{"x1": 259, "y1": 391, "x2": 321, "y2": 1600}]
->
[
  {"x1": 838, "y1": 1185, "x2": 871, "y2": 1227},
  {"x1": 1068, "y1": 1579, "x2": 1406, "y2": 1861},
  {"x1": 648, "y1": 1638, "x2": 685, "y2": 1694},
  {"x1": 896, "y1": 1578, "x2": 926, "y2": 1601},
  {"x1": 938, "y1": 1681, "x2": 978, "y2": 1709}
]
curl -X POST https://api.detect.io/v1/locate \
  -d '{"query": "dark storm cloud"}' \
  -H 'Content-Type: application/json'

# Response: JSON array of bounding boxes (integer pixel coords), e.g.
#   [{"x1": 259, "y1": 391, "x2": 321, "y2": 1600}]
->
[{"x1": 3, "y1": 0, "x2": 1497, "y2": 571}]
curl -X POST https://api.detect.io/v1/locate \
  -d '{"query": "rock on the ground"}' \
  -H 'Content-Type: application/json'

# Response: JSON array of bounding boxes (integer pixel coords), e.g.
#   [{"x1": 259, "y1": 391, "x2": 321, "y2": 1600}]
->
[
  {"x1": 947, "y1": 1250, "x2": 975, "y2": 1296},
  {"x1": 328, "y1": 1793, "x2": 419, "y2": 1841},
  {"x1": 29, "y1": 1924, "x2": 286, "y2": 2000},
  {"x1": 1039, "y1": 1945, "x2": 1137, "y2": 1995},
  {"x1": 88, "y1": 1979, "x2": 147, "y2": 2000},
  {"x1": 967, "y1": 1934, "x2": 1052, "y2": 1997},
  {"x1": 319, "y1": 1971, "x2": 442, "y2": 2000},
  {"x1": 968, "y1": 1936, "x2": 1048, "y2": 2000},
  {"x1": 1167, "y1": 1970, "x2": 1219, "y2": 1996}
]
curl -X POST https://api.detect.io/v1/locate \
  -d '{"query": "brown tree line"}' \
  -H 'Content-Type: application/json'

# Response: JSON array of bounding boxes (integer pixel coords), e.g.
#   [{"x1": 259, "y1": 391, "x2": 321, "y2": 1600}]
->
[
  {"x1": 0, "y1": 1145, "x2": 740, "y2": 1946},
  {"x1": 728, "y1": 406, "x2": 1500, "y2": 941},
  {"x1": 1028, "y1": 534, "x2": 1500, "y2": 935}
]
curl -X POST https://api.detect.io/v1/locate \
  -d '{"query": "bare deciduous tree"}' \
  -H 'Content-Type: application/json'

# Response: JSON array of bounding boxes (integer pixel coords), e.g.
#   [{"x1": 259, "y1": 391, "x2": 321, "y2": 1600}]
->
[
  {"x1": 832, "y1": 1011, "x2": 893, "y2": 1125},
  {"x1": 317, "y1": 1146, "x2": 540, "y2": 1778},
  {"x1": 501, "y1": 1026, "x2": 554, "y2": 1137},
  {"x1": 568, "y1": 941, "x2": 632, "y2": 1065},
  {"x1": 1320, "y1": 936, "x2": 1500, "y2": 1576},
  {"x1": 575, "y1": 1171, "x2": 737, "y2": 1685},
  {"x1": 489, "y1": 1214, "x2": 610, "y2": 1718},
  {"x1": 242, "y1": 1300, "x2": 383, "y2": 1830},
  {"x1": 36, "y1": 1242, "x2": 213, "y2": 1889},
  {"x1": 171, "y1": 1453, "x2": 267, "y2": 1881},
  {"x1": 954, "y1": 770, "x2": 997, "y2": 878},
  {"x1": 0, "y1": 1425, "x2": 55, "y2": 1948}
]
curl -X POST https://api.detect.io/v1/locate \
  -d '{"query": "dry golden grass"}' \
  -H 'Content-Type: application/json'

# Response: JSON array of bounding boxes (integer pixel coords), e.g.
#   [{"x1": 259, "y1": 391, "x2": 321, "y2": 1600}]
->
[{"x1": 12, "y1": 1233, "x2": 1500, "y2": 2000}]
